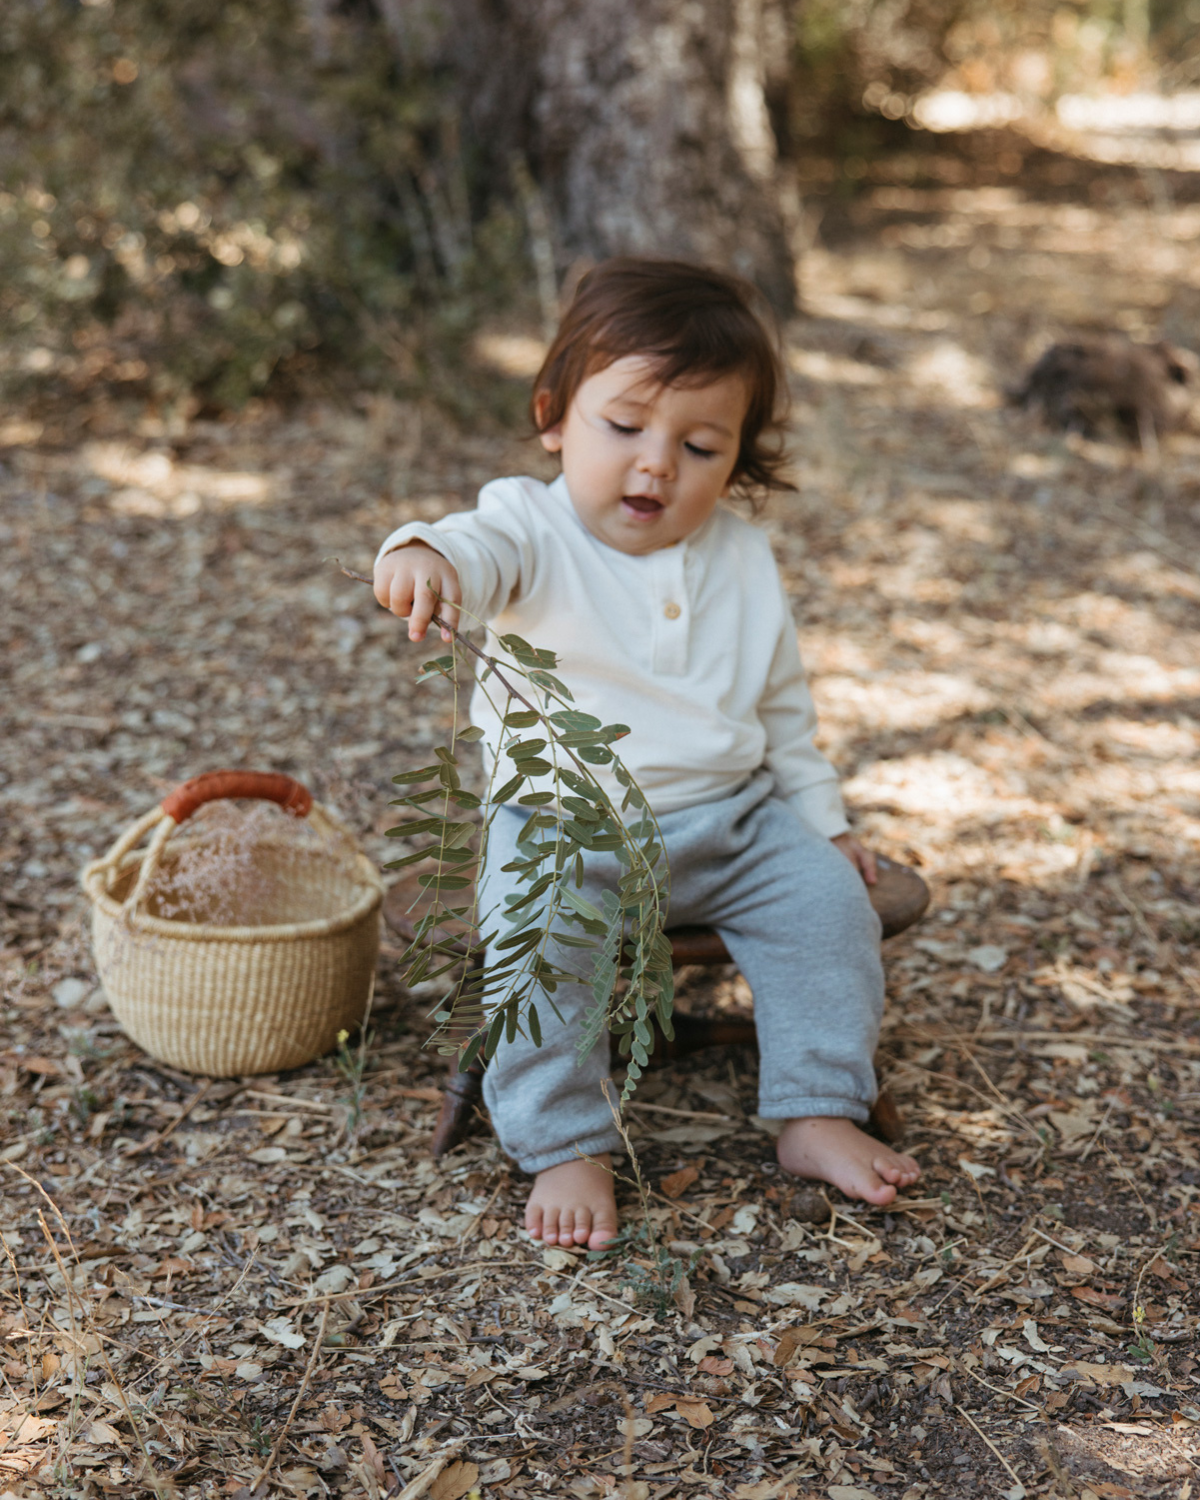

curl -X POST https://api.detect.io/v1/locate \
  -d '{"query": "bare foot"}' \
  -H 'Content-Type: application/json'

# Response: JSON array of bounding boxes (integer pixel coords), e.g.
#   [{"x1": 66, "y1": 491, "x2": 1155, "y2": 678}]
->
[
  {"x1": 525, "y1": 1155, "x2": 619, "y2": 1251},
  {"x1": 776, "y1": 1116, "x2": 920, "y2": 1207}
]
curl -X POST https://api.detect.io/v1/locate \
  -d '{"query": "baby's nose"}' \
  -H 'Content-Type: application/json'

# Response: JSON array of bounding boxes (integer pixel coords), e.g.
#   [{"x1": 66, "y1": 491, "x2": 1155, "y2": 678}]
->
[{"x1": 638, "y1": 441, "x2": 674, "y2": 478}]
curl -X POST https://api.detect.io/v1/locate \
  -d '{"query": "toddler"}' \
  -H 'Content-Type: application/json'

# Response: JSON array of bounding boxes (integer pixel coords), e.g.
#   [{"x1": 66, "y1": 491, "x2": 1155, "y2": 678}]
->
[{"x1": 374, "y1": 258, "x2": 920, "y2": 1250}]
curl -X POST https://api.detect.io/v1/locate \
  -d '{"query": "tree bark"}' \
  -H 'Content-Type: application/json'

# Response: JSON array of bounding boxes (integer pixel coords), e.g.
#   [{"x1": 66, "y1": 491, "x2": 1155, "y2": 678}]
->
[{"x1": 420, "y1": 0, "x2": 798, "y2": 313}]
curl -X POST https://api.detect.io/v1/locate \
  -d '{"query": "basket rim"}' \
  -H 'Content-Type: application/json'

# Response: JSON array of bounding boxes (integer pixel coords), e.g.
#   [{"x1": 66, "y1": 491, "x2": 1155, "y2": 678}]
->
[{"x1": 83, "y1": 845, "x2": 383, "y2": 944}]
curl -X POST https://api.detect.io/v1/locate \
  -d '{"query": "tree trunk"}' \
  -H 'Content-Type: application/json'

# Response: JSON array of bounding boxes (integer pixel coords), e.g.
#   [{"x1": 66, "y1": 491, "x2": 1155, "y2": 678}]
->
[{"x1": 422, "y1": 0, "x2": 798, "y2": 313}]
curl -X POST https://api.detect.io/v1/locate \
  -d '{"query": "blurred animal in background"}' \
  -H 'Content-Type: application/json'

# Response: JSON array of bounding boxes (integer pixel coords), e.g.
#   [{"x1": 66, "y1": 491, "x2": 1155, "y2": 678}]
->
[{"x1": 1013, "y1": 336, "x2": 1198, "y2": 459}]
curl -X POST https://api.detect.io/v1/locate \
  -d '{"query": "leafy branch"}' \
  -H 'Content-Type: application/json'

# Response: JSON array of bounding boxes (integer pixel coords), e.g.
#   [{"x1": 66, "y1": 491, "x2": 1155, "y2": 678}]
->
[{"x1": 340, "y1": 565, "x2": 673, "y2": 1098}]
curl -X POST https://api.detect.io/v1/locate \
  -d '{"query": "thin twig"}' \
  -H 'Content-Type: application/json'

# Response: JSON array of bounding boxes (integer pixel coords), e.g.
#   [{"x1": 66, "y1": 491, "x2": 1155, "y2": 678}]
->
[
  {"x1": 626, "y1": 1101, "x2": 733, "y2": 1122},
  {"x1": 956, "y1": 1404, "x2": 1026, "y2": 1490},
  {"x1": 1029, "y1": 1225, "x2": 1080, "y2": 1258},
  {"x1": 122, "y1": 1078, "x2": 212, "y2": 1157},
  {"x1": 1079, "y1": 1096, "x2": 1117, "y2": 1163},
  {"x1": 971, "y1": 1233, "x2": 1040, "y2": 1302},
  {"x1": 959, "y1": 1362, "x2": 1042, "y2": 1414},
  {"x1": 249, "y1": 1300, "x2": 330, "y2": 1491}
]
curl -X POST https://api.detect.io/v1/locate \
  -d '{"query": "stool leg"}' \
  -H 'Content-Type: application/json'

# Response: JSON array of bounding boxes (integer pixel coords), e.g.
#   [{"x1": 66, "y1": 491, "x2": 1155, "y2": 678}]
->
[
  {"x1": 430, "y1": 964, "x2": 488, "y2": 1159},
  {"x1": 432, "y1": 1056, "x2": 485, "y2": 1158}
]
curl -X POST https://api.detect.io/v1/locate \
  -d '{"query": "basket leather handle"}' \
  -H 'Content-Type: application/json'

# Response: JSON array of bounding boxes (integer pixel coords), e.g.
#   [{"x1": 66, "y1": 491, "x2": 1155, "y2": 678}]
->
[{"x1": 161, "y1": 770, "x2": 313, "y2": 825}]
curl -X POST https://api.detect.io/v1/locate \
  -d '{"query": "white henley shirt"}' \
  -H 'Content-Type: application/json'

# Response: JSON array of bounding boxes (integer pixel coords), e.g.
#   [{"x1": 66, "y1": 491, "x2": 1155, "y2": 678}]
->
[{"x1": 376, "y1": 474, "x2": 849, "y2": 838}]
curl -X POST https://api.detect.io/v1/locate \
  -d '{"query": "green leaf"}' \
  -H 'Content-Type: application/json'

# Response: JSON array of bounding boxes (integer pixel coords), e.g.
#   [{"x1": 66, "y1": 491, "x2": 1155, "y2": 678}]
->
[
  {"x1": 384, "y1": 817, "x2": 447, "y2": 837},
  {"x1": 434, "y1": 746, "x2": 458, "y2": 765},
  {"x1": 518, "y1": 791, "x2": 556, "y2": 806},
  {"x1": 438, "y1": 761, "x2": 462, "y2": 791},
  {"x1": 456, "y1": 725, "x2": 485, "y2": 742},
  {"x1": 498, "y1": 634, "x2": 558, "y2": 669},
  {"x1": 528, "y1": 1004, "x2": 542, "y2": 1047},
  {"x1": 559, "y1": 886, "x2": 605, "y2": 922},
  {"x1": 448, "y1": 790, "x2": 483, "y2": 809},
  {"x1": 483, "y1": 1010, "x2": 506, "y2": 1060},
  {"x1": 490, "y1": 773, "x2": 525, "y2": 804},
  {"x1": 517, "y1": 757, "x2": 554, "y2": 778},
  {"x1": 549, "y1": 710, "x2": 602, "y2": 731},
  {"x1": 494, "y1": 928, "x2": 544, "y2": 955},
  {"x1": 416, "y1": 873, "x2": 473, "y2": 890},
  {"x1": 577, "y1": 744, "x2": 613, "y2": 765},
  {"x1": 392, "y1": 766, "x2": 441, "y2": 784},
  {"x1": 528, "y1": 669, "x2": 573, "y2": 698},
  {"x1": 384, "y1": 847, "x2": 439, "y2": 870},
  {"x1": 506, "y1": 739, "x2": 548, "y2": 761},
  {"x1": 438, "y1": 845, "x2": 476, "y2": 866},
  {"x1": 391, "y1": 787, "x2": 446, "y2": 807},
  {"x1": 502, "y1": 709, "x2": 540, "y2": 729}
]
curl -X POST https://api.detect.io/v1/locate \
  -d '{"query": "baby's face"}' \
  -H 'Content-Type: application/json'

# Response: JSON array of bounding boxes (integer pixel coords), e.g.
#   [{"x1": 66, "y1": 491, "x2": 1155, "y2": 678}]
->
[{"x1": 539, "y1": 355, "x2": 749, "y2": 555}]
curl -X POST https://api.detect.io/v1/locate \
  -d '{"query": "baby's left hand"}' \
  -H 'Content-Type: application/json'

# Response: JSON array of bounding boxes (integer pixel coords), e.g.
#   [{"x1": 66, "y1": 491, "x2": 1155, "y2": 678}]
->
[{"x1": 831, "y1": 833, "x2": 877, "y2": 886}]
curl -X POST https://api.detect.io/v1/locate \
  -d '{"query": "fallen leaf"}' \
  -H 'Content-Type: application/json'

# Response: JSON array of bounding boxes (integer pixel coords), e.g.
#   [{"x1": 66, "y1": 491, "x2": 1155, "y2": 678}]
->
[
  {"x1": 260, "y1": 1316, "x2": 305, "y2": 1349},
  {"x1": 1060, "y1": 1361, "x2": 1135, "y2": 1386},
  {"x1": 1146, "y1": 1256, "x2": 1188, "y2": 1292},
  {"x1": 763, "y1": 1283, "x2": 826, "y2": 1309},
  {"x1": 429, "y1": 1460, "x2": 479, "y2": 1500},
  {"x1": 1022, "y1": 1319, "x2": 1050, "y2": 1353},
  {"x1": 644, "y1": 1392, "x2": 676, "y2": 1414},
  {"x1": 1059, "y1": 1252, "x2": 1097, "y2": 1275},
  {"x1": 659, "y1": 1164, "x2": 699, "y2": 1198},
  {"x1": 673, "y1": 1397, "x2": 715, "y2": 1429},
  {"x1": 698, "y1": 1355, "x2": 734, "y2": 1377},
  {"x1": 619, "y1": 1417, "x2": 654, "y2": 1439},
  {"x1": 1072, "y1": 1286, "x2": 1126, "y2": 1312}
]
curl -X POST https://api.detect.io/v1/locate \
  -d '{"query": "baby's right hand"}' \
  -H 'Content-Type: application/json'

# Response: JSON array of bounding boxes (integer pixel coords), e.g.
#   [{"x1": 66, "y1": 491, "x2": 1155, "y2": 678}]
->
[{"x1": 373, "y1": 544, "x2": 462, "y2": 642}]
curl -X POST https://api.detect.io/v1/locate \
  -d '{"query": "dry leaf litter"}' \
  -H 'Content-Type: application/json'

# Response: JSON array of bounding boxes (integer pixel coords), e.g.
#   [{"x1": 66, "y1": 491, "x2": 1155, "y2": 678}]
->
[{"x1": 2, "y1": 130, "x2": 1199, "y2": 1499}]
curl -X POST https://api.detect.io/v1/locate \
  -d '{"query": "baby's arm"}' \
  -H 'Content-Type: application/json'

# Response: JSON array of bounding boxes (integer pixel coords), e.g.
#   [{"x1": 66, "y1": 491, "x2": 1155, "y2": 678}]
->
[{"x1": 374, "y1": 543, "x2": 462, "y2": 642}]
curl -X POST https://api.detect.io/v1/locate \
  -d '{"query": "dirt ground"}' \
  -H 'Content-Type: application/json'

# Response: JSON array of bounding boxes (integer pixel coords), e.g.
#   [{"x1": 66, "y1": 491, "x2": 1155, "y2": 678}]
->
[{"x1": 2, "y1": 127, "x2": 1199, "y2": 1499}]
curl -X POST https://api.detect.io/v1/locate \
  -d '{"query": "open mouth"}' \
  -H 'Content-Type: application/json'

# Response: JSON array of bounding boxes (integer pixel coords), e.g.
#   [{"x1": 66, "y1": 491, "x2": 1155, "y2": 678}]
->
[{"x1": 621, "y1": 494, "x2": 664, "y2": 517}]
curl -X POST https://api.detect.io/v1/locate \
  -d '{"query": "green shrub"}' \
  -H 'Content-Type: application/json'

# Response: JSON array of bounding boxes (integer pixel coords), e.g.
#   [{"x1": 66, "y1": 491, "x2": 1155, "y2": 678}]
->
[{"x1": 0, "y1": 0, "x2": 530, "y2": 411}]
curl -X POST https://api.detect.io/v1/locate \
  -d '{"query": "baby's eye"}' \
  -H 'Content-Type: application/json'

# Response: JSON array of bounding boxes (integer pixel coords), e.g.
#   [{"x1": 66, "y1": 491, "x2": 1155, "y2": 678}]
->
[
  {"x1": 684, "y1": 442, "x2": 717, "y2": 458},
  {"x1": 608, "y1": 421, "x2": 640, "y2": 435}
]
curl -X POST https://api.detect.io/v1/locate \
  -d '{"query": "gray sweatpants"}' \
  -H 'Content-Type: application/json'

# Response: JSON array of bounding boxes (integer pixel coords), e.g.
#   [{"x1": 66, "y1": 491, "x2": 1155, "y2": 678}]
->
[{"x1": 478, "y1": 770, "x2": 884, "y2": 1174}]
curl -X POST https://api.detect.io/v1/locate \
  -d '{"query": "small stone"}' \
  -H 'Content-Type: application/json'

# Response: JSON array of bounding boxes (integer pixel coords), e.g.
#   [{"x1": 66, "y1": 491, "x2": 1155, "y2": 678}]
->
[
  {"x1": 52, "y1": 977, "x2": 90, "y2": 1009},
  {"x1": 789, "y1": 1188, "x2": 831, "y2": 1224}
]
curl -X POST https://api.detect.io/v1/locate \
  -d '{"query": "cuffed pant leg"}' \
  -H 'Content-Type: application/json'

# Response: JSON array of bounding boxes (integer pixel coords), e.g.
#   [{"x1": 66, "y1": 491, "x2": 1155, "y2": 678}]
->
[
  {"x1": 476, "y1": 808, "x2": 623, "y2": 1175},
  {"x1": 661, "y1": 775, "x2": 884, "y2": 1123}
]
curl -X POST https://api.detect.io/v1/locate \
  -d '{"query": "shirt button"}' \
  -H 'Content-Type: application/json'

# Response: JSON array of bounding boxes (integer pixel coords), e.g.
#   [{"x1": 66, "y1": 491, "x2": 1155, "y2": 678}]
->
[{"x1": 663, "y1": 602, "x2": 681, "y2": 620}]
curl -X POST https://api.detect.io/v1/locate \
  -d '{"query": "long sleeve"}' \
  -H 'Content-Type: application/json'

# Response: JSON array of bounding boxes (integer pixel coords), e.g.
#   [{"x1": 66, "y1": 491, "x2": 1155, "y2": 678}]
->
[
  {"x1": 375, "y1": 477, "x2": 542, "y2": 625},
  {"x1": 758, "y1": 579, "x2": 849, "y2": 838}
]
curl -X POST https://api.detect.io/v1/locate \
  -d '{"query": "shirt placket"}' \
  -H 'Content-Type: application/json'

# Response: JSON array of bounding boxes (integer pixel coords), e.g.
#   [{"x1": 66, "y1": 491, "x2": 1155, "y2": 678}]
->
[{"x1": 649, "y1": 545, "x2": 690, "y2": 676}]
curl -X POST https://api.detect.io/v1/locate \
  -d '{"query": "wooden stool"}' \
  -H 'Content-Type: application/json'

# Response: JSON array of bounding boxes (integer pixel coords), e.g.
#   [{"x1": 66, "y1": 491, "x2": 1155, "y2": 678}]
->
[{"x1": 383, "y1": 854, "x2": 930, "y2": 1156}]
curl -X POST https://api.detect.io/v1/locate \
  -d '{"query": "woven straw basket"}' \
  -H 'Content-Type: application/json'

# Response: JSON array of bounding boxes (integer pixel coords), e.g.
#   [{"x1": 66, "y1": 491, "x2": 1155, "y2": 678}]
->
[{"x1": 82, "y1": 770, "x2": 383, "y2": 1076}]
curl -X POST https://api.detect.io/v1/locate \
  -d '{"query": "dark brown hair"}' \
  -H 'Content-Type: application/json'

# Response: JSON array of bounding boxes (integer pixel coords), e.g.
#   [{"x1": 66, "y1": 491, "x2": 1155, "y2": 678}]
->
[{"x1": 531, "y1": 257, "x2": 791, "y2": 498}]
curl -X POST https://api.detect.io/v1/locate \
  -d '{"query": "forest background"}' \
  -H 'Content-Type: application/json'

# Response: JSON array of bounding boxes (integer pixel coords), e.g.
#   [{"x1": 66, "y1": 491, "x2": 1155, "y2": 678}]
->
[{"x1": 4, "y1": 0, "x2": 1200, "y2": 416}]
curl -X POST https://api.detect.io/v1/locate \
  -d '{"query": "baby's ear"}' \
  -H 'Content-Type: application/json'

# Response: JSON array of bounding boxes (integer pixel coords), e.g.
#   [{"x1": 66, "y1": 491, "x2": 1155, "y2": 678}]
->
[{"x1": 533, "y1": 389, "x2": 563, "y2": 453}]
